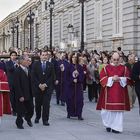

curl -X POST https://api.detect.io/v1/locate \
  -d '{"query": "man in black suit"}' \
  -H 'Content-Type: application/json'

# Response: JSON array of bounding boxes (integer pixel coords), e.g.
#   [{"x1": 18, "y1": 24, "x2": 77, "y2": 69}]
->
[
  {"x1": 31, "y1": 50, "x2": 55, "y2": 126},
  {"x1": 14, "y1": 55, "x2": 34, "y2": 129},
  {"x1": 132, "y1": 59, "x2": 140, "y2": 115},
  {"x1": 5, "y1": 51, "x2": 18, "y2": 116}
]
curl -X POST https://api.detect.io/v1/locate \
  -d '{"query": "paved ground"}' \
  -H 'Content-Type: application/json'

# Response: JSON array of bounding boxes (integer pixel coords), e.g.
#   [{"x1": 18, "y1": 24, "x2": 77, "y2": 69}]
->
[{"x1": 0, "y1": 93, "x2": 140, "y2": 140}]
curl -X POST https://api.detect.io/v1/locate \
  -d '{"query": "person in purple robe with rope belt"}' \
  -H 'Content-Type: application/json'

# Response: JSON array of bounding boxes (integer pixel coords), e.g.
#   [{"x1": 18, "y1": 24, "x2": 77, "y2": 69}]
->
[{"x1": 66, "y1": 53, "x2": 84, "y2": 120}]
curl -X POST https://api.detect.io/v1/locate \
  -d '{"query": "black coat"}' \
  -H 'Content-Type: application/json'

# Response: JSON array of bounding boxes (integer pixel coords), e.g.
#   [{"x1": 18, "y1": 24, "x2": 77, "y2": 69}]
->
[
  {"x1": 31, "y1": 60, "x2": 55, "y2": 95},
  {"x1": 14, "y1": 66, "x2": 33, "y2": 101},
  {"x1": 132, "y1": 61, "x2": 140, "y2": 108},
  {"x1": 5, "y1": 60, "x2": 16, "y2": 88},
  {"x1": 132, "y1": 61, "x2": 140, "y2": 87}
]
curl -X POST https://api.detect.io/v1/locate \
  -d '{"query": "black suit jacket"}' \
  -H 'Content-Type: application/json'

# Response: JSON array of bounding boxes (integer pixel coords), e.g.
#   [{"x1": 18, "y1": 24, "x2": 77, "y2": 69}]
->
[
  {"x1": 132, "y1": 61, "x2": 140, "y2": 87},
  {"x1": 31, "y1": 60, "x2": 55, "y2": 95},
  {"x1": 5, "y1": 60, "x2": 16, "y2": 88},
  {"x1": 14, "y1": 66, "x2": 33, "y2": 101}
]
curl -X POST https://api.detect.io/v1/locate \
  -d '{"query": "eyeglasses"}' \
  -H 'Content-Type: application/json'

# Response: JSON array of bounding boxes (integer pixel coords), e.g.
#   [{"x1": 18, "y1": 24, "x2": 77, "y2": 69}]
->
[{"x1": 113, "y1": 59, "x2": 119, "y2": 61}]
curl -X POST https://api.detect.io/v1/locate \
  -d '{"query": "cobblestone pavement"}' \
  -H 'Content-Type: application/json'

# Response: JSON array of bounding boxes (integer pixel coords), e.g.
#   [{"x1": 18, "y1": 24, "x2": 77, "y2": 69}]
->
[{"x1": 0, "y1": 93, "x2": 140, "y2": 140}]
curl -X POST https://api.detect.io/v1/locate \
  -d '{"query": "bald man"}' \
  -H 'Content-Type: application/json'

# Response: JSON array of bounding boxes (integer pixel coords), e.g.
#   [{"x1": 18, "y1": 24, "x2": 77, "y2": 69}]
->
[{"x1": 97, "y1": 52, "x2": 130, "y2": 133}]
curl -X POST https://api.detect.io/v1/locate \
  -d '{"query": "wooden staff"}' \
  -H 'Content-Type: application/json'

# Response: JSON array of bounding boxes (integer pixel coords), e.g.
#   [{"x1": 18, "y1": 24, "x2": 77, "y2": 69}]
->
[
  {"x1": 60, "y1": 66, "x2": 63, "y2": 99},
  {"x1": 60, "y1": 67, "x2": 63, "y2": 97},
  {"x1": 74, "y1": 64, "x2": 77, "y2": 115}
]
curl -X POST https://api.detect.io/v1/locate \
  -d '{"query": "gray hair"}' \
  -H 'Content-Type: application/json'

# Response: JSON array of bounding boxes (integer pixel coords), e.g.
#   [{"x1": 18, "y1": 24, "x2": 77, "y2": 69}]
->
[{"x1": 18, "y1": 55, "x2": 28, "y2": 64}]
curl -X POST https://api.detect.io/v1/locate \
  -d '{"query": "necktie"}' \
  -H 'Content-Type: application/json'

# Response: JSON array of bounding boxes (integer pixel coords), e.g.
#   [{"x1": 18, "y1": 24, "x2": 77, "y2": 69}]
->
[
  {"x1": 13, "y1": 61, "x2": 17, "y2": 68},
  {"x1": 42, "y1": 61, "x2": 46, "y2": 72},
  {"x1": 24, "y1": 68, "x2": 28, "y2": 76}
]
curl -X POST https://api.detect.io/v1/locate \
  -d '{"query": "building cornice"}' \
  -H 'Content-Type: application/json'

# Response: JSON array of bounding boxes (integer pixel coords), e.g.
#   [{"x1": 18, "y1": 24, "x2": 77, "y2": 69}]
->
[
  {"x1": 17, "y1": 0, "x2": 37, "y2": 19},
  {"x1": 111, "y1": 36, "x2": 124, "y2": 41},
  {"x1": 54, "y1": 1, "x2": 75, "y2": 14},
  {"x1": 0, "y1": 0, "x2": 39, "y2": 28},
  {"x1": 0, "y1": 12, "x2": 17, "y2": 28}
]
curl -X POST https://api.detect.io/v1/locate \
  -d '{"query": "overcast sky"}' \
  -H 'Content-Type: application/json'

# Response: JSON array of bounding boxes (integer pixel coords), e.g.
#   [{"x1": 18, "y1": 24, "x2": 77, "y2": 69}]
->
[{"x1": 0, "y1": 0, "x2": 29, "y2": 21}]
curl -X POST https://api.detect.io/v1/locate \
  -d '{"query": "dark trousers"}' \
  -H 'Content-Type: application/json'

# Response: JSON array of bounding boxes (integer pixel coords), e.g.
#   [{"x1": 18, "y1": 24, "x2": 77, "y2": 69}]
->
[
  {"x1": 88, "y1": 82, "x2": 98, "y2": 101},
  {"x1": 135, "y1": 85, "x2": 140, "y2": 114},
  {"x1": 16, "y1": 100, "x2": 34, "y2": 127},
  {"x1": 55, "y1": 84, "x2": 65, "y2": 104},
  {"x1": 83, "y1": 77, "x2": 87, "y2": 91},
  {"x1": 88, "y1": 84, "x2": 93, "y2": 101},
  {"x1": 35, "y1": 93, "x2": 51, "y2": 122},
  {"x1": 9, "y1": 91, "x2": 16, "y2": 113},
  {"x1": 55, "y1": 85, "x2": 60, "y2": 104}
]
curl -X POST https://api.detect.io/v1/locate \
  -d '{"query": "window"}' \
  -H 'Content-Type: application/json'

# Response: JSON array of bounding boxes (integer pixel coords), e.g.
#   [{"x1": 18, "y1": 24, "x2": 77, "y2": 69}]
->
[
  {"x1": 113, "y1": 0, "x2": 123, "y2": 36},
  {"x1": 59, "y1": 15, "x2": 63, "y2": 43},
  {"x1": 42, "y1": 0, "x2": 45, "y2": 12},
  {"x1": 69, "y1": 13, "x2": 73, "y2": 25},
  {"x1": 94, "y1": 0, "x2": 102, "y2": 39},
  {"x1": 44, "y1": 21, "x2": 47, "y2": 45},
  {"x1": 68, "y1": 11, "x2": 74, "y2": 42}
]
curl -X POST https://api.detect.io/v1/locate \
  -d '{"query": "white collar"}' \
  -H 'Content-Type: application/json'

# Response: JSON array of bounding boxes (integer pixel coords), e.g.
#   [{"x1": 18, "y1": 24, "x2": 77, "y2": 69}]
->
[
  {"x1": 20, "y1": 65, "x2": 27, "y2": 70},
  {"x1": 41, "y1": 61, "x2": 46, "y2": 63},
  {"x1": 111, "y1": 63, "x2": 120, "y2": 66}
]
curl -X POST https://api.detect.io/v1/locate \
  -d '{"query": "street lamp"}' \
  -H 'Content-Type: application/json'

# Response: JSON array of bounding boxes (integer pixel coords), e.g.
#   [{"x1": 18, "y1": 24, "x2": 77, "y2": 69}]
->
[
  {"x1": 79, "y1": 0, "x2": 86, "y2": 51},
  {"x1": 11, "y1": 17, "x2": 20, "y2": 48},
  {"x1": 15, "y1": 17, "x2": 20, "y2": 48},
  {"x1": 49, "y1": 0, "x2": 55, "y2": 50},
  {"x1": 67, "y1": 24, "x2": 74, "y2": 33},
  {"x1": 27, "y1": 8, "x2": 35, "y2": 50},
  {"x1": 1, "y1": 31, "x2": 7, "y2": 50},
  {"x1": 67, "y1": 24, "x2": 79, "y2": 51},
  {"x1": 67, "y1": 24, "x2": 75, "y2": 45},
  {"x1": 11, "y1": 23, "x2": 15, "y2": 48},
  {"x1": 67, "y1": 24, "x2": 79, "y2": 36}
]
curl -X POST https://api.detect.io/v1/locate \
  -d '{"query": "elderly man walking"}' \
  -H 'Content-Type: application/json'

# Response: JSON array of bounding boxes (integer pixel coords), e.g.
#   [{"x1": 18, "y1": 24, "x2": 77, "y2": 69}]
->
[
  {"x1": 97, "y1": 52, "x2": 130, "y2": 133},
  {"x1": 14, "y1": 55, "x2": 34, "y2": 129}
]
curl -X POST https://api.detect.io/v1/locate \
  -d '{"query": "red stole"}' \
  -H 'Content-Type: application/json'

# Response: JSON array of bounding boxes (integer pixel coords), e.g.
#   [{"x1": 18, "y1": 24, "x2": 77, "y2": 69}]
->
[
  {"x1": 96, "y1": 64, "x2": 130, "y2": 111},
  {"x1": 0, "y1": 69, "x2": 11, "y2": 115}
]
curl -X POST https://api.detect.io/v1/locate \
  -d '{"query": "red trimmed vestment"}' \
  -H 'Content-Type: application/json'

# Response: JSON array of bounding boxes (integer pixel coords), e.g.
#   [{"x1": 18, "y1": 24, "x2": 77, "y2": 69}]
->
[
  {"x1": 96, "y1": 64, "x2": 130, "y2": 111},
  {"x1": 0, "y1": 69, "x2": 11, "y2": 116}
]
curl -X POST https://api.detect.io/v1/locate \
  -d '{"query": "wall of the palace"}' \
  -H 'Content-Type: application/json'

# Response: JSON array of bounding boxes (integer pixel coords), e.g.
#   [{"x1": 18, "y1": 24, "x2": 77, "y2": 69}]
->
[{"x1": 0, "y1": 0, "x2": 140, "y2": 55}]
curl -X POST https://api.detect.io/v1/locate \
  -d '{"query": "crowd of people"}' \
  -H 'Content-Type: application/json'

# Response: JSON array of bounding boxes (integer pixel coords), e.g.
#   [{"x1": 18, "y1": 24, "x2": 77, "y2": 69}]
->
[{"x1": 0, "y1": 46, "x2": 140, "y2": 134}]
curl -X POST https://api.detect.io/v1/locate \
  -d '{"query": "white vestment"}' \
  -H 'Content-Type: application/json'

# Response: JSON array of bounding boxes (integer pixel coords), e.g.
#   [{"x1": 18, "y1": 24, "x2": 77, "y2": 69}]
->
[{"x1": 101, "y1": 76, "x2": 127, "y2": 132}]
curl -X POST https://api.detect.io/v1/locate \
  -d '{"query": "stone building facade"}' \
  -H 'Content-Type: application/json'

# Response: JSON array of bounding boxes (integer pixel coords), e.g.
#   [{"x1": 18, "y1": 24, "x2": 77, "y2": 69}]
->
[{"x1": 0, "y1": 0, "x2": 140, "y2": 55}]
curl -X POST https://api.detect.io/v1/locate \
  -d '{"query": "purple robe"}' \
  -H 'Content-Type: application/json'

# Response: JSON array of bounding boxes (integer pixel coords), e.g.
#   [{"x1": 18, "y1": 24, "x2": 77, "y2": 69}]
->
[
  {"x1": 66, "y1": 64, "x2": 84, "y2": 117},
  {"x1": 56, "y1": 59, "x2": 70, "y2": 102}
]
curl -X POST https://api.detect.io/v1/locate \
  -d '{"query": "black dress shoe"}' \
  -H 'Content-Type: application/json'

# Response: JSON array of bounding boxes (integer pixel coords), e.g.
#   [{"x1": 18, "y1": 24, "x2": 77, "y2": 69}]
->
[
  {"x1": 34, "y1": 118, "x2": 39, "y2": 124},
  {"x1": 112, "y1": 129, "x2": 120, "y2": 134},
  {"x1": 57, "y1": 100, "x2": 59, "y2": 105},
  {"x1": 17, "y1": 125, "x2": 24, "y2": 129},
  {"x1": 95, "y1": 99, "x2": 98, "y2": 103},
  {"x1": 106, "y1": 127, "x2": 111, "y2": 132},
  {"x1": 67, "y1": 115, "x2": 70, "y2": 119},
  {"x1": 61, "y1": 102, "x2": 65, "y2": 106},
  {"x1": 12, "y1": 112, "x2": 17, "y2": 116},
  {"x1": 78, "y1": 117, "x2": 84, "y2": 120},
  {"x1": 43, "y1": 122, "x2": 50, "y2": 126},
  {"x1": 27, "y1": 121, "x2": 33, "y2": 127}
]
